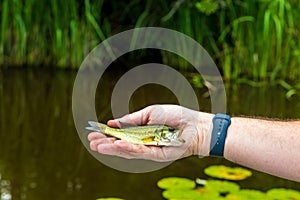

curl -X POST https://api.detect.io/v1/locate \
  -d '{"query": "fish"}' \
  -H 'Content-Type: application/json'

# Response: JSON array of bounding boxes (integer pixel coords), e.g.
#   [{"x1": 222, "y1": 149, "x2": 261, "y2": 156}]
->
[{"x1": 85, "y1": 121, "x2": 185, "y2": 146}]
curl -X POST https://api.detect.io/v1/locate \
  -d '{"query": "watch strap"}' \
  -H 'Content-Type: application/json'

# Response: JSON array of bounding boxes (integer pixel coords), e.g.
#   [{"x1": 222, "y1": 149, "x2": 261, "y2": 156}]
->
[{"x1": 209, "y1": 113, "x2": 231, "y2": 157}]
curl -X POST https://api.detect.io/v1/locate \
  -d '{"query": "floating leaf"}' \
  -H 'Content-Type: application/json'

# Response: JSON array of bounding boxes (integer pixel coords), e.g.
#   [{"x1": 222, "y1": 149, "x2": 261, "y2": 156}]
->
[
  {"x1": 204, "y1": 180, "x2": 240, "y2": 194},
  {"x1": 194, "y1": 188, "x2": 222, "y2": 199},
  {"x1": 157, "y1": 177, "x2": 196, "y2": 190},
  {"x1": 162, "y1": 189, "x2": 204, "y2": 199},
  {"x1": 267, "y1": 188, "x2": 300, "y2": 200},
  {"x1": 96, "y1": 198, "x2": 124, "y2": 200},
  {"x1": 227, "y1": 189, "x2": 270, "y2": 200},
  {"x1": 204, "y1": 165, "x2": 252, "y2": 181}
]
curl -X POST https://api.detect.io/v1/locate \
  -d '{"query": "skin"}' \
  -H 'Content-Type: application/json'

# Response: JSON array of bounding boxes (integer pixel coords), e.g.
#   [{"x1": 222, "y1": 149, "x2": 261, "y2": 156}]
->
[{"x1": 88, "y1": 104, "x2": 300, "y2": 182}]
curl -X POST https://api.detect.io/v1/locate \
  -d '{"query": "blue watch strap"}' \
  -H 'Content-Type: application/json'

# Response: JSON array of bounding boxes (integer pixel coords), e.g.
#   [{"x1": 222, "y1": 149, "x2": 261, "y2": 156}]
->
[{"x1": 209, "y1": 113, "x2": 231, "y2": 157}]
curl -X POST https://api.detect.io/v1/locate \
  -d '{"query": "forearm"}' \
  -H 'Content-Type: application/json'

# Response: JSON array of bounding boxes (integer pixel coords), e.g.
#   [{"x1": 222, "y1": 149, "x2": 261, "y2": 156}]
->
[{"x1": 224, "y1": 117, "x2": 300, "y2": 182}]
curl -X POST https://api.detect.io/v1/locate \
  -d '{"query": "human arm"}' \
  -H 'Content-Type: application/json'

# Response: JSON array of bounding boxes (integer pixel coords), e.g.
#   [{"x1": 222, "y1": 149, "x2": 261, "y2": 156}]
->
[
  {"x1": 87, "y1": 104, "x2": 300, "y2": 182},
  {"x1": 224, "y1": 117, "x2": 300, "y2": 182}
]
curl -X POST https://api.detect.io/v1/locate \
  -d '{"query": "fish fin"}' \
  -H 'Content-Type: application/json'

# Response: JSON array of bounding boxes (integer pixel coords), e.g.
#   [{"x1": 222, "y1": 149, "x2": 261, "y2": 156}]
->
[
  {"x1": 118, "y1": 121, "x2": 138, "y2": 128},
  {"x1": 143, "y1": 141, "x2": 158, "y2": 146},
  {"x1": 85, "y1": 126, "x2": 101, "y2": 132},
  {"x1": 86, "y1": 121, "x2": 107, "y2": 132},
  {"x1": 88, "y1": 121, "x2": 101, "y2": 127},
  {"x1": 141, "y1": 136, "x2": 155, "y2": 143}
]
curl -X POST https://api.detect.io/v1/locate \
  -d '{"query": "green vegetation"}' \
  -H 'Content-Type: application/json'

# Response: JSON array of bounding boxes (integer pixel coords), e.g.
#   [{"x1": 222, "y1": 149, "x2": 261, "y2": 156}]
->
[
  {"x1": 1, "y1": 0, "x2": 300, "y2": 85},
  {"x1": 227, "y1": 189, "x2": 271, "y2": 200},
  {"x1": 156, "y1": 165, "x2": 300, "y2": 200},
  {"x1": 157, "y1": 177, "x2": 196, "y2": 190},
  {"x1": 204, "y1": 165, "x2": 252, "y2": 181},
  {"x1": 267, "y1": 188, "x2": 300, "y2": 200}
]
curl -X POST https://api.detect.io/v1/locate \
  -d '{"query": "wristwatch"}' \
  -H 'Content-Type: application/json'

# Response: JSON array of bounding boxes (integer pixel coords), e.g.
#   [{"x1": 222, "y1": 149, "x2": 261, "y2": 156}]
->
[{"x1": 209, "y1": 113, "x2": 231, "y2": 157}]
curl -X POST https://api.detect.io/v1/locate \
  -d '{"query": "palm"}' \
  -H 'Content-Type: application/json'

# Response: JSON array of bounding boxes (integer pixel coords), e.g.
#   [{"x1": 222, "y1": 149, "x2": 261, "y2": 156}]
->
[{"x1": 88, "y1": 105, "x2": 211, "y2": 162}]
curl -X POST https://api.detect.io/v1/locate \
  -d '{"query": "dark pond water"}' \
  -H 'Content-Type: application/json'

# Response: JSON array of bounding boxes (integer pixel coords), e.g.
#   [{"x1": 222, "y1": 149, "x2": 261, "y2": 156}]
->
[{"x1": 0, "y1": 68, "x2": 299, "y2": 200}]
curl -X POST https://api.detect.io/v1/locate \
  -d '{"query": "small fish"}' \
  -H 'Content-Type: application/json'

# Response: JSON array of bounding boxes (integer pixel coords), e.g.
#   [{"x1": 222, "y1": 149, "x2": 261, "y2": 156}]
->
[{"x1": 86, "y1": 121, "x2": 185, "y2": 146}]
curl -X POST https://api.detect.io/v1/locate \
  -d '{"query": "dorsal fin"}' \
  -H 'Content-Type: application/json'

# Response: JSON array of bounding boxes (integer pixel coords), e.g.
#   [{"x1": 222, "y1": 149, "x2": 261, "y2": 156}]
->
[{"x1": 118, "y1": 121, "x2": 138, "y2": 128}]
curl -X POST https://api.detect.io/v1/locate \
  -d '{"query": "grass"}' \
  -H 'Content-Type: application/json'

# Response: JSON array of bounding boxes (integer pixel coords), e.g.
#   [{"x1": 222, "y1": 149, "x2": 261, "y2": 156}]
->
[
  {"x1": 162, "y1": 0, "x2": 300, "y2": 85},
  {"x1": 0, "y1": 0, "x2": 299, "y2": 86}
]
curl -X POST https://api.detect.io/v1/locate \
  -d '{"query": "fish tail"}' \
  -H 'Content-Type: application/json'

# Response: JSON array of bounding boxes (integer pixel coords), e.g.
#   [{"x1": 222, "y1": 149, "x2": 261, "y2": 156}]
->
[{"x1": 86, "y1": 121, "x2": 107, "y2": 132}]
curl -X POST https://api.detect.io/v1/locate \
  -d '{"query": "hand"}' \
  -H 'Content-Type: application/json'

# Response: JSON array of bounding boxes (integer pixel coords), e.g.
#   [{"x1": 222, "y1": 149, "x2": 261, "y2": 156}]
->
[{"x1": 87, "y1": 104, "x2": 213, "y2": 162}]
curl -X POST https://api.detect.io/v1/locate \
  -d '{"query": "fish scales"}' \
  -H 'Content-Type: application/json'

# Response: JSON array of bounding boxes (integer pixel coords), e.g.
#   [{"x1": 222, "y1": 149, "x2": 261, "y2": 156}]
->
[{"x1": 86, "y1": 121, "x2": 185, "y2": 146}]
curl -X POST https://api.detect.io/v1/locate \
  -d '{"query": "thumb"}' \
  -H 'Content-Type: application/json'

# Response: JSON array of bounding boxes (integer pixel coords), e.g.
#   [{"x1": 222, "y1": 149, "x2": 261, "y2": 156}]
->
[{"x1": 107, "y1": 106, "x2": 151, "y2": 128}]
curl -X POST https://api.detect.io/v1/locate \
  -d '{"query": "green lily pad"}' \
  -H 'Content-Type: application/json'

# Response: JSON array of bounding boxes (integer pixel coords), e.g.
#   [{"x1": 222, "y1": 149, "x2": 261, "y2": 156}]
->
[
  {"x1": 204, "y1": 180, "x2": 240, "y2": 194},
  {"x1": 157, "y1": 177, "x2": 196, "y2": 190},
  {"x1": 267, "y1": 188, "x2": 300, "y2": 200},
  {"x1": 96, "y1": 198, "x2": 124, "y2": 200},
  {"x1": 204, "y1": 165, "x2": 252, "y2": 181},
  {"x1": 227, "y1": 189, "x2": 270, "y2": 200},
  {"x1": 194, "y1": 188, "x2": 225, "y2": 200},
  {"x1": 162, "y1": 189, "x2": 204, "y2": 199}
]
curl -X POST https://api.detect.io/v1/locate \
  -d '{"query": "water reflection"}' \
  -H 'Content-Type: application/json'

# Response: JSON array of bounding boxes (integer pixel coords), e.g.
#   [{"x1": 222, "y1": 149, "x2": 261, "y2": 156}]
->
[
  {"x1": 0, "y1": 177, "x2": 11, "y2": 200},
  {"x1": 0, "y1": 69, "x2": 299, "y2": 199}
]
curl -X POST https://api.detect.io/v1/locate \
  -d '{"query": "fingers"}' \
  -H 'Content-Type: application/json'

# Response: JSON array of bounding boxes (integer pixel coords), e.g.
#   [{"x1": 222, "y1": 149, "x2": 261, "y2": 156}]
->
[
  {"x1": 88, "y1": 134, "x2": 186, "y2": 161},
  {"x1": 88, "y1": 131, "x2": 150, "y2": 153},
  {"x1": 90, "y1": 137, "x2": 117, "y2": 151},
  {"x1": 113, "y1": 140, "x2": 150, "y2": 153},
  {"x1": 96, "y1": 141, "x2": 154, "y2": 160},
  {"x1": 88, "y1": 132, "x2": 116, "y2": 151},
  {"x1": 88, "y1": 135, "x2": 162, "y2": 160},
  {"x1": 87, "y1": 132, "x2": 106, "y2": 141}
]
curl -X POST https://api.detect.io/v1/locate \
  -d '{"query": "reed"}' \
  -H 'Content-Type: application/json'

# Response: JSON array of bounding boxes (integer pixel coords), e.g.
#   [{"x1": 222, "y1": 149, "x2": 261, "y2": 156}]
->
[
  {"x1": 0, "y1": 0, "x2": 9, "y2": 62},
  {"x1": 0, "y1": 0, "x2": 299, "y2": 86}
]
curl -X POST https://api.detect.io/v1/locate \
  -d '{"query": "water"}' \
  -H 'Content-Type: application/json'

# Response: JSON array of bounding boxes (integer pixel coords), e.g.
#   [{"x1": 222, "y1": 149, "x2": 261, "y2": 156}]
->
[{"x1": 0, "y1": 68, "x2": 299, "y2": 200}]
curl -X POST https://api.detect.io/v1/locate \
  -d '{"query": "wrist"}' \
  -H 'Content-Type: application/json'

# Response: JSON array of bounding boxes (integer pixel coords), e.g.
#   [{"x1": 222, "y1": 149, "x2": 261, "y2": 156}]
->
[
  {"x1": 223, "y1": 117, "x2": 242, "y2": 160},
  {"x1": 194, "y1": 112, "x2": 213, "y2": 157},
  {"x1": 209, "y1": 113, "x2": 231, "y2": 157}
]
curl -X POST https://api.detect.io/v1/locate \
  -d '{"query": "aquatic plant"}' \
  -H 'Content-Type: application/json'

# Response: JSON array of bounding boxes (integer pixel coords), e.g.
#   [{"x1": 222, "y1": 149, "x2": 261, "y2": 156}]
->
[
  {"x1": 266, "y1": 188, "x2": 300, "y2": 200},
  {"x1": 162, "y1": 0, "x2": 300, "y2": 83},
  {"x1": 227, "y1": 189, "x2": 271, "y2": 200},
  {"x1": 1, "y1": 0, "x2": 300, "y2": 87},
  {"x1": 96, "y1": 198, "x2": 124, "y2": 200},
  {"x1": 157, "y1": 177, "x2": 196, "y2": 190},
  {"x1": 162, "y1": 189, "x2": 205, "y2": 199},
  {"x1": 158, "y1": 177, "x2": 223, "y2": 200},
  {"x1": 204, "y1": 180, "x2": 240, "y2": 195},
  {"x1": 204, "y1": 165, "x2": 252, "y2": 181}
]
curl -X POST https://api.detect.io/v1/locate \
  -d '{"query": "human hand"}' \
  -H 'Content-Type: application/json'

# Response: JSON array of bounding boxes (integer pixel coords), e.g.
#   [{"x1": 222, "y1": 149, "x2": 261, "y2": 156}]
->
[{"x1": 88, "y1": 104, "x2": 213, "y2": 162}]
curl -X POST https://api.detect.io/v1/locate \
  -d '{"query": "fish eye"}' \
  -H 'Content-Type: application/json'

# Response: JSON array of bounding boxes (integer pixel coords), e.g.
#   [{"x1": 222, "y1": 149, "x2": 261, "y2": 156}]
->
[{"x1": 168, "y1": 127, "x2": 175, "y2": 132}]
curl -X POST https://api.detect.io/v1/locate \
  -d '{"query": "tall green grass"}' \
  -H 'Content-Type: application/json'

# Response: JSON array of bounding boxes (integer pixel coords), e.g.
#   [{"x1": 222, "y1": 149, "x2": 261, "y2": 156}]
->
[
  {"x1": 0, "y1": 0, "x2": 299, "y2": 85},
  {"x1": 0, "y1": 0, "x2": 111, "y2": 68},
  {"x1": 162, "y1": 0, "x2": 300, "y2": 83}
]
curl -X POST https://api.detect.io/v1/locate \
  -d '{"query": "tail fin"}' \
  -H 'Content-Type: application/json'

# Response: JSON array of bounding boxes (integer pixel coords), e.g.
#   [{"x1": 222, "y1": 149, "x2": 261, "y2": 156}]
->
[{"x1": 85, "y1": 121, "x2": 107, "y2": 132}]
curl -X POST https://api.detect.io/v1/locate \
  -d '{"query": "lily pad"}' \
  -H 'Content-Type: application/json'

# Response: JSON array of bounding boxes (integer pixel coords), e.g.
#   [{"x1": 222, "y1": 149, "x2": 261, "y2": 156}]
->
[
  {"x1": 96, "y1": 198, "x2": 124, "y2": 200},
  {"x1": 227, "y1": 189, "x2": 270, "y2": 200},
  {"x1": 266, "y1": 188, "x2": 300, "y2": 200},
  {"x1": 204, "y1": 180, "x2": 240, "y2": 195},
  {"x1": 157, "y1": 177, "x2": 196, "y2": 190},
  {"x1": 162, "y1": 189, "x2": 204, "y2": 199},
  {"x1": 194, "y1": 188, "x2": 224, "y2": 199},
  {"x1": 204, "y1": 165, "x2": 252, "y2": 181}
]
